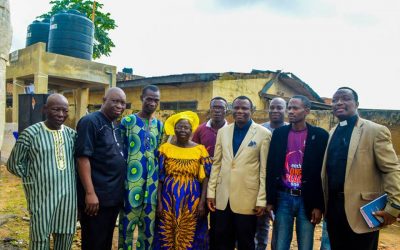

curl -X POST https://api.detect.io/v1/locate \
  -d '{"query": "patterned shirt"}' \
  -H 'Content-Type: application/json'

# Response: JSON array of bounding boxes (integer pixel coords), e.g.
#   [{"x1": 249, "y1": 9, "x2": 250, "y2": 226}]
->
[
  {"x1": 7, "y1": 122, "x2": 77, "y2": 240},
  {"x1": 120, "y1": 114, "x2": 163, "y2": 207}
]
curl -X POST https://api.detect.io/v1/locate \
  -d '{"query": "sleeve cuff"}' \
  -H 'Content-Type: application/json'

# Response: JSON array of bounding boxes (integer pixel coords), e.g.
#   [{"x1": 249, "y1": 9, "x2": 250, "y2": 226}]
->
[
  {"x1": 75, "y1": 150, "x2": 93, "y2": 158},
  {"x1": 385, "y1": 202, "x2": 400, "y2": 218},
  {"x1": 207, "y1": 189, "x2": 215, "y2": 199},
  {"x1": 256, "y1": 200, "x2": 267, "y2": 207}
]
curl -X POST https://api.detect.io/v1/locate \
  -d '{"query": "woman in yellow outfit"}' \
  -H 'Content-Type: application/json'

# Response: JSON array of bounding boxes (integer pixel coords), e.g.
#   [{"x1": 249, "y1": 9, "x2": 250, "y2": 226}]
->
[{"x1": 154, "y1": 111, "x2": 212, "y2": 250}]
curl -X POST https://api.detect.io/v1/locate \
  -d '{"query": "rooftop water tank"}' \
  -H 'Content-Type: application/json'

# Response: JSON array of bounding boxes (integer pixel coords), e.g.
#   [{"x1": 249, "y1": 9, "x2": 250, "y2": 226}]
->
[
  {"x1": 48, "y1": 9, "x2": 94, "y2": 60},
  {"x1": 26, "y1": 19, "x2": 50, "y2": 47},
  {"x1": 122, "y1": 68, "x2": 133, "y2": 74}
]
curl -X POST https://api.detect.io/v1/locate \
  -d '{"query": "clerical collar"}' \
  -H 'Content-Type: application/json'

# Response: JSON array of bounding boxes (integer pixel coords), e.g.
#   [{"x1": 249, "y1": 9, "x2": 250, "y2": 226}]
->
[{"x1": 339, "y1": 115, "x2": 358, "y2": 127}]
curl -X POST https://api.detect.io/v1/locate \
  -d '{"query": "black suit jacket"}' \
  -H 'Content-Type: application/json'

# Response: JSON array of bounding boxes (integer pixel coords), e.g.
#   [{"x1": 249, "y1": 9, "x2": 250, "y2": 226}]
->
[{"x1": 266, "y1": 123, "x2": 329, "y2": 219}]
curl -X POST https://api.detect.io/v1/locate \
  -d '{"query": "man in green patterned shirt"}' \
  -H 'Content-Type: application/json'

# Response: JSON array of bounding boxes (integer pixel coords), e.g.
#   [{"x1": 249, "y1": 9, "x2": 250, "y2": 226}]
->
[
  {"x1": 118, "y1": 85, "x2": 163, "y2": 250},
  {"x1": 7, "y1": 94, "x2": 77, "y2": 250}
]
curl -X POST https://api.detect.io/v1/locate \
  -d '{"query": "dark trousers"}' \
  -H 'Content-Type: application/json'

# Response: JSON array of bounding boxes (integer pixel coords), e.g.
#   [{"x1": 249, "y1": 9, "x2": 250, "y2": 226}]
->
[
  {"x1": 214, "y1": 202, "x2": 257, "y2": 250},
  {"x1": 326, "y1": 194, "x2": 379, "y2": 250},
  {"x1": 209, "y1": 211, "x2": 217, "y2": 250},
  {"x1": 79, "y1": 206, "x2": 120, "y2": 250}
]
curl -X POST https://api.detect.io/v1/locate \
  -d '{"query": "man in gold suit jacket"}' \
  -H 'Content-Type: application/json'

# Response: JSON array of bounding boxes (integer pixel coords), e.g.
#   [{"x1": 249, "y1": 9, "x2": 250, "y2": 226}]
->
[
  {"x1": 207, "y1": 96, "x2": 271, "y2": 250},
  {"x1": 321, "y1": 87, "x2": 400, "y2": 250}
]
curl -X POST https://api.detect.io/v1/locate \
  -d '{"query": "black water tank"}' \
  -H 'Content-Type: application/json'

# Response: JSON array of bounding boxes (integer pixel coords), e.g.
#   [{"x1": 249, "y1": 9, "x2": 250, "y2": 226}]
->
[
  {"x1": 48, "y1": 9, "x2": 94, "y2": 60},
  {"x1": 26, "y1": 19, "x2": 50, "y2": 47}
]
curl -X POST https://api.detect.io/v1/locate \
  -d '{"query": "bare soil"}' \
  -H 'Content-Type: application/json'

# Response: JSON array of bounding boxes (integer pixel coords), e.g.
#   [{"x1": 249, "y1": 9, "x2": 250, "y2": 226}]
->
[{"x1": 1, "y1": 166, "x2": 399, "y2": 249}]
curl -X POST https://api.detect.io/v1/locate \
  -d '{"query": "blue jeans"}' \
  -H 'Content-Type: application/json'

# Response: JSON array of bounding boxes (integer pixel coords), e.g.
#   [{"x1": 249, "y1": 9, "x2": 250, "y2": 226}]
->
[
  {"x1": 272, "y1": 191, "x2": 315, "y2": 250},
  {"x1": 255, "y1": 214, "x2": 270, "y2": 250},
  {"x1": 320, "y1": 219, "x2": 331, "y2": 250}
]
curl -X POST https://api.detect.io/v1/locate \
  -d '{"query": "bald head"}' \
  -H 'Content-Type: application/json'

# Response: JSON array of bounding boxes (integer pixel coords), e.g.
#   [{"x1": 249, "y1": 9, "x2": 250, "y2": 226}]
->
[
  {"x1": 46, "y1": 93, "x2": 68, "y2": 107},
  {"x1": 44, "y1": 93, "x2": 69, "y2": 130},
  {"x1": 270, "y1": 97, "x2": 286, "y2": 108},
  {"x1": 104, "y1": 87, "x2": 126, "y2": 100},
  {"x1": 101, "y1": 87, "x2": 127, "y2": 121},
  {"x1": 268, "y1": 97, "x2": 287, "y2": 126}
]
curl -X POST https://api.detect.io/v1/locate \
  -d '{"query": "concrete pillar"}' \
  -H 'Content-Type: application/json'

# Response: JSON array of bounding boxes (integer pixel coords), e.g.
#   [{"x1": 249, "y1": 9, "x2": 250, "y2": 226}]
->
[
  {"x1": 104, "y1": 85, "x2": 110, "y2": 98},
  {"x1": 111, "y1": 71, "x2": 116, "y2": 87},
  {"x1": 12, "y1": 79, "x2": 25, "y2": 123},
  {"x1": 74, "y1": 88, "x2": 89, "y2": 126},
  {"x1": 34, "y1": 73, "x2": 48, "y2": 94},
  {"x1": 0, "y1": 0, "x2": 12, "y2": 148}
]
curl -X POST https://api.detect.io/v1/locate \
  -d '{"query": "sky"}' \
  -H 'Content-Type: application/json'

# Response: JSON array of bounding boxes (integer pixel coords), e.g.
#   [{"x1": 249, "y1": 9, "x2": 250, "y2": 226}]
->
[{"x1": 8, "y1": 0, "x2": 400, "y2": 109}]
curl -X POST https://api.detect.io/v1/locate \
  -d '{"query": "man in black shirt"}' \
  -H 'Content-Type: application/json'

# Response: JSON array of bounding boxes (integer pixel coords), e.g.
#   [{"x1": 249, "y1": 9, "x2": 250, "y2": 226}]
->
[{"x1": 76, "y1": 87, "x2": 127, "y2": 250}]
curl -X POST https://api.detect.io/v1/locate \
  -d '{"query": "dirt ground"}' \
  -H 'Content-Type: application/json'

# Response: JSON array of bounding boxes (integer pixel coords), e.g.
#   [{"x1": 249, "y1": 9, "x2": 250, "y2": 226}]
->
[{"x1": 1, "y1": 165, "x2": 399, "y2": 249}]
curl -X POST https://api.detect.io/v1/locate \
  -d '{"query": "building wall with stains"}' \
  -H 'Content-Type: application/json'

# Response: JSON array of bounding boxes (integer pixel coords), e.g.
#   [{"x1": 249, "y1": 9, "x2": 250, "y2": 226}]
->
[
  {"x1": 211, "y1": 78, "x2": 272, "y2": 110},
  {"x1": 8, "y1": 76, "x2": 399, "y2": 155},
  {"x1": 113, "y1": 109, "x2": 400, "y2": 155},
  {"x1": 264, "y1": 81, "x2": 300, "y2": 100},
  {"x1": 6, "y1": 106, "x2": 399, "y2": 155}
]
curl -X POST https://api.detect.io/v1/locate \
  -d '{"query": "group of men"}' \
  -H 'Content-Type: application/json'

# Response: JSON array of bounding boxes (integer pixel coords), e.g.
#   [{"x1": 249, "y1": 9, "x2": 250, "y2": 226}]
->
[{"x1": 7, "y1": 85, "x2": 400, "y2": 250}]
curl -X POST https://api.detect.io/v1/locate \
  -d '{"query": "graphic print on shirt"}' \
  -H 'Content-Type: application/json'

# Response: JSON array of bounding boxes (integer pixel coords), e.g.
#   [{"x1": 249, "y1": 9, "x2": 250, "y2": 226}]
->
[
  {"x1": 283, "y1": 150, "x2": 304, "y2": 188},
  {"x1": 282, "y1": 129, "x2": 307, "y2": 189}
]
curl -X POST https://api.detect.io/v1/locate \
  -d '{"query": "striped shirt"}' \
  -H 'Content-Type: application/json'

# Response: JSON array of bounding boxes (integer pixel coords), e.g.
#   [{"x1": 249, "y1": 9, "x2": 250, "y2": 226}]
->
[{"x1": 7, "y1": 122, "x2": 77, "y2": 240}]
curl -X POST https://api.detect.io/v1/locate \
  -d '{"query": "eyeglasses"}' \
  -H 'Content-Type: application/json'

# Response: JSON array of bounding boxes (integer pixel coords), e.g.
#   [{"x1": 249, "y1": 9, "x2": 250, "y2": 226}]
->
[{"x1": 211, "y1": 106, "x2": 226, "y2": 111}]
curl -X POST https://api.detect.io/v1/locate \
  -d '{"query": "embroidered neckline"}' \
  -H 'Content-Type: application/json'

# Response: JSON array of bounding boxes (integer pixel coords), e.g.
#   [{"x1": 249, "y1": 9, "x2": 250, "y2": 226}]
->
[{"x1": 41, "y1": 122, "x2": 66, "y2": 170}]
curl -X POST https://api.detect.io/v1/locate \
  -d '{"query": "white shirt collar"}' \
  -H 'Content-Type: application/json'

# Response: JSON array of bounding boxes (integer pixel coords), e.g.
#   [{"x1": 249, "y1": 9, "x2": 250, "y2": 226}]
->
[{"x1": 206, "y1": 119, "x2": 228, "y2": 128}]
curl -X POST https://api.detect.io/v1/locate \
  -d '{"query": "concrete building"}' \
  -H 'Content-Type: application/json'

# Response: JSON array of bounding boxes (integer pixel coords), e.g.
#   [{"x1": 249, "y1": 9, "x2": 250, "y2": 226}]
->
[
  {"x1": 5, "y1": 42, "x2": 117, "y2": 125},
  {"x1": 88, "y1": 69, "x2": 330, "y2": 112}
]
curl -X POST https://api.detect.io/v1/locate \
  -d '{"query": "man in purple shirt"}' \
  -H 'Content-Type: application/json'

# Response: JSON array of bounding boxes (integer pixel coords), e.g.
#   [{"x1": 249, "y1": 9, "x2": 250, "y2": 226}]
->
[
  {"x1": 192, "y1": 96, "x2": 228, "y2": 250},
  {"x1": 266, "y1": 95, "x2": 329, "y2": 250}
]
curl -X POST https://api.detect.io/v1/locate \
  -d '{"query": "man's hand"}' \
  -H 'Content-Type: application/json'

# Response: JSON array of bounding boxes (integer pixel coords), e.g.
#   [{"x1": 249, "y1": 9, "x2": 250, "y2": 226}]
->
[
  {"x1": 266, "y1": 204, "x2": 274, "y2": 221},
  {"x1": 207, "y1": 198, "x2": 216, "y2": 212},
  {"x1": 374, "y1": 210, "x2": 397, "y2": 226},
  {"x1": 253, "y1": 206, "x2": 265, "y2": 217},
  {"x1": 85, "y1": 192, "x2": 99, "y2": 216},
  {"x1": 197, "y1": 200, "x2": 207, "y2": 218},
  {"x1": 311, "y1": 208, "x2": 322, "y2": 224}
]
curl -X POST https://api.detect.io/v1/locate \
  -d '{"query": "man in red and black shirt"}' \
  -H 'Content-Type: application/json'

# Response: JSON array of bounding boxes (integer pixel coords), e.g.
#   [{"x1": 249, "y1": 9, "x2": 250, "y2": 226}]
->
[{"x1": 192, "y1": 96, "x2": 228, "y2": 250}]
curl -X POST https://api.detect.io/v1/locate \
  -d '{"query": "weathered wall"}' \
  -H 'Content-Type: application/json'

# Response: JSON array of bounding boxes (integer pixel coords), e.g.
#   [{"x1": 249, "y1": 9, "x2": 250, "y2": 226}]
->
[
  {"x1": 68, "y1": 81, "x2": 214, "y2": 111},
  {"x1": 60, "y1": 105, "x2": 400, "y2": 155},
  {"x1": 121, "y1": 82, "x2": 214, "y2": 111},
  {"x1": 3, "y1": 109, "x2": 399, "y2": 161},
  {"x1": 133, "y1": 109, "x2": 399, "y2": 155},
  {"x1": 250, "y1": 109, "x2": 400, "y2": 155},
  {"x1": 264, "y1": 81, "x2": 300, "y2": 99},
  {"x1": 212, "y1": 78, "x2": 271, "y2": 110},
  {"x1": 358, "y1": 110, "x2": 400, "y2": 154}
]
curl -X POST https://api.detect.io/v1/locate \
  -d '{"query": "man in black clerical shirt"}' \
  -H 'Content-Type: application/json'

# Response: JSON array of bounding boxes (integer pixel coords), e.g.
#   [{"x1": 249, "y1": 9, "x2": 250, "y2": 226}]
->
[{"x1": 321, "y1": 87, "x2": 400, "y2": 250}]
